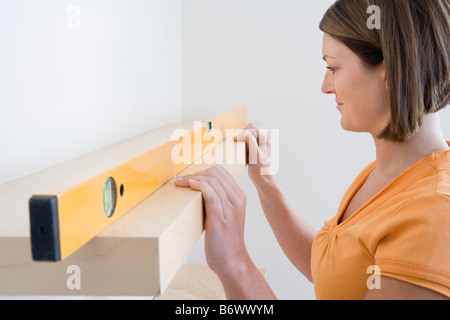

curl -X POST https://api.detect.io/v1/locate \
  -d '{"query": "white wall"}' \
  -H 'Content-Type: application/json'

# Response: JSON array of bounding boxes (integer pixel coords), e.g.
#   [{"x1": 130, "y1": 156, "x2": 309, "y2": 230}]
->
[
  {"x1": 0, "y1": 0, "x2": 182, "y2": 184},
  {"x1": 182, "y1": 0, "x2": 450, "y2": 300}
]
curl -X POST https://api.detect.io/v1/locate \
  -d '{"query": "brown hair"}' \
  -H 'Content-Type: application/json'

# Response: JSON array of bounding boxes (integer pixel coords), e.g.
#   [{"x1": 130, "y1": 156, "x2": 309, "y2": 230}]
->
[{"x1": 320, "y1": 0, "x2": 450, "y2": 142}]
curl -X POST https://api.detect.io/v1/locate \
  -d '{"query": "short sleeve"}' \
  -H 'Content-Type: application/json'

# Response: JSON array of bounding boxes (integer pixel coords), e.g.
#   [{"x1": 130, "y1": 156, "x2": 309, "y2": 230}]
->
[{"x1": 374, "y1": 193, "x2": 450, "y2": 298}]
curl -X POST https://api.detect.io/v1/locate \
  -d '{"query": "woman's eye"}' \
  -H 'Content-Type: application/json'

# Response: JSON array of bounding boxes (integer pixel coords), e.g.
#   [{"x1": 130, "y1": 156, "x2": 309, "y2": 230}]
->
[{"x1": 326, "y1": 66, "x2": 336, "y2": 75}]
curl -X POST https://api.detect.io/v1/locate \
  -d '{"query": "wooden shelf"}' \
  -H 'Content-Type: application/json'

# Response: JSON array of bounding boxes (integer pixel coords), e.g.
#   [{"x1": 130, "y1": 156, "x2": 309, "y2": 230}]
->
[{"x1": 156, "y1": 264, "x2": 266, "y2": 300}]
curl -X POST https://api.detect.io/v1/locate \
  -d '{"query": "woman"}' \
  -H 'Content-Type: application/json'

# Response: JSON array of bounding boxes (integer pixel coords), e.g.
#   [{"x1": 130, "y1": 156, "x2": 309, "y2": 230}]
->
[{"x1": 175, "y1": 0, "x2": 450, "y2": 300}]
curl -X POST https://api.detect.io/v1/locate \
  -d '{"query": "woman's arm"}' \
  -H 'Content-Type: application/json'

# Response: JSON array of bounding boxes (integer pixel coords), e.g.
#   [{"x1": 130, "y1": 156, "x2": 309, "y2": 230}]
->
[
  {"x1": 238, "y1": 125, "x2": 317, "y2": 282},
  {"x1": 364, "y1": 277, "x2": 449, "y2": 300},
  {"x1": 214, "y1": 252, "x2": 277, "y2": 300},
  {"x1": 253, "y1": 174, "x2": 317, "y2": 282}
]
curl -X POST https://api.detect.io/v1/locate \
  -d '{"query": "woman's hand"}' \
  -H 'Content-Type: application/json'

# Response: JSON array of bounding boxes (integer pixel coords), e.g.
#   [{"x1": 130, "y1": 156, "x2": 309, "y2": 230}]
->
[
  {"x1": 174, "y1": 166, "x2": 250, "y2": 277},
  {"x1": 175, "y1": 165, "x2": 277, "y2": 299},
  {"x1": 234, "y1": 124, "x2": 274, "y2": 184}
]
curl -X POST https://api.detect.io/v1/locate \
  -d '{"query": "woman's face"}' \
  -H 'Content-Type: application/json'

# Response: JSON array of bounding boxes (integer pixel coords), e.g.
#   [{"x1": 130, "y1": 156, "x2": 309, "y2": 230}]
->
[{"x1": 321, "y1": 33, "x2": 391, "y2": 137}]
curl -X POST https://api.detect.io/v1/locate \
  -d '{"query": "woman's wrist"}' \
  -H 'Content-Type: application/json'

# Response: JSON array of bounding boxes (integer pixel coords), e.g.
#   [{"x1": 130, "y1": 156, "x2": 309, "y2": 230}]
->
[
  {"x1": 213, "y1": 252, "x2": 276, "y2": 300},
  {"x1": 250, "y1": 173, "x2": 281, "y2": 199},
  {"x1": 212, "y1": 249, "x2": 253, "y2": 281},
  {"x1": 250, "y1": 171, "x2": 277, "y2": 189}
]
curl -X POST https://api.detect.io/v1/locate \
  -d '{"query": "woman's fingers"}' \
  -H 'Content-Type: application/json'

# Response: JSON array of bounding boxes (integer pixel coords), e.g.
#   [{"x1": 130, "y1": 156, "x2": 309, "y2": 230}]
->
[
  {"x1": 187, "y1": 178, "x2": 227, "y2": 221},
  {"x1": 175, "y1": 172, "x2": 234, "y2": 220},
  {"x1": 175, "y1": 167, "x2": 243, "y2": 207},
  {"x1": 201, "y1": 167, "x2": 245, "y2": 206},
  {"x1": 174, "y1": 175, "x2": 192, "y2": 187},
  {"x1": 234, "y1": 126, "x2": 271, "y2": 158}
]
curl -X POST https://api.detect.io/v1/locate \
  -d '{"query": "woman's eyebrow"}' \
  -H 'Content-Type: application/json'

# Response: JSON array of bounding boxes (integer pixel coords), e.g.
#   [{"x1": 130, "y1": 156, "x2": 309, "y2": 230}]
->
[{"x1": 322, "y1": 55, "x2": 336, "y2": 61}]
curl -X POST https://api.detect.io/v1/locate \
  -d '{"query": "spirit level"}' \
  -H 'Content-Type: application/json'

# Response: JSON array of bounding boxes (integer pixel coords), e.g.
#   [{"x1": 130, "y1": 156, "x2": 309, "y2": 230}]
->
[{"x1": 29, "y1": 106, "x2": 247, "y2": 262}]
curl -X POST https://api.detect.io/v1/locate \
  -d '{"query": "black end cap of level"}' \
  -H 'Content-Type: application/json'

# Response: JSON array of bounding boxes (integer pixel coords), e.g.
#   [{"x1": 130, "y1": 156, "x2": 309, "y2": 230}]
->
[{"x1": 29, "y1": 196, "x2": 61, "y2": 262}]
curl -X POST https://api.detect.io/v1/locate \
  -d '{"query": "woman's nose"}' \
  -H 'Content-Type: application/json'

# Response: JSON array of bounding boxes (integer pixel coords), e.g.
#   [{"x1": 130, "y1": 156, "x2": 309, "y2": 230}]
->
[{"x1": 321, "y1": 73, "x2": 335, "y2": 94}]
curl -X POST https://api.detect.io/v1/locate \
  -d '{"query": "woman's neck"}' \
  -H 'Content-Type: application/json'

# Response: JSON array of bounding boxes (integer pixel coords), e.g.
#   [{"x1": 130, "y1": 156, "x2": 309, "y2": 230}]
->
[{"x1": 373, "y1": 113, "x2": 449, "y2": 179}]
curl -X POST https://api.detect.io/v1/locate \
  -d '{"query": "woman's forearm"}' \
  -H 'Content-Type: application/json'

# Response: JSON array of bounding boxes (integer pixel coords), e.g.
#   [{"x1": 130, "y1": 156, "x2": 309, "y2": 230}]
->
[
  {"x1": 252, "y1": 175, "x2": 317, "y2": 282},
  {"x1": 216, "y1": 252, "x2": 277, "y2": 300}
]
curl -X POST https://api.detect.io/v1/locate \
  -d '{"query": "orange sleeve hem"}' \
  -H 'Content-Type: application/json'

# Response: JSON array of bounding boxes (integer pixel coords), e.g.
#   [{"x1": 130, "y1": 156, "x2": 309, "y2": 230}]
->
[{"x1": 377, "y1": 260, "x2": 450, "y2": 298}]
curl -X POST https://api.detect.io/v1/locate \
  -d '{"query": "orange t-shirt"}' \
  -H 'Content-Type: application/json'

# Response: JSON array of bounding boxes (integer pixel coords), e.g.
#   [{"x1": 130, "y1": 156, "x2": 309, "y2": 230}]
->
[{"x1": 311, "y1": 145, "x2": 450, "y2": 300}]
